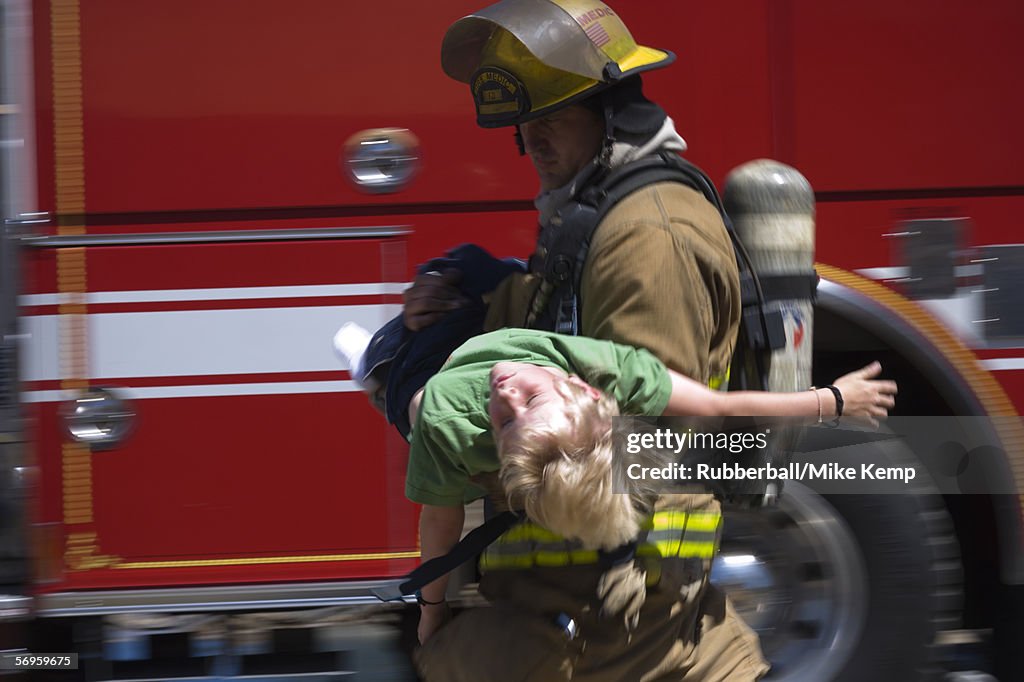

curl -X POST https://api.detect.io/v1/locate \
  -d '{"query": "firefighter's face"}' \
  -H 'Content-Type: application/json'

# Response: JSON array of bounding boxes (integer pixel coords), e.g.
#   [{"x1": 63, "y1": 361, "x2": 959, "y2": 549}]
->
[
  {"x1": 519, "y1": 104, "x2": 605, "y2": 191},
  {"x1": 488, "y1": 362, "x2": 601, "y2": 445}
]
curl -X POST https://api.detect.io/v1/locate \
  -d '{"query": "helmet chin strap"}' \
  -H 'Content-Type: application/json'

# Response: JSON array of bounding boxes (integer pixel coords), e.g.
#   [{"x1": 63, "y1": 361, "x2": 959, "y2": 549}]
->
[
  {"x1": 599, "y1": 90, "x2": 616, "y2": 168},
  {"x1": 514, "y1": 126, "x2": 525, "y2": 156}
]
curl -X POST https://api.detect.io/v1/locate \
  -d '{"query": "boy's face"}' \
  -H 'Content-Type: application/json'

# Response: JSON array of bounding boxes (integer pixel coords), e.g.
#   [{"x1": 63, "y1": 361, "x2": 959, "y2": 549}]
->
[{"x1": 487, "y1": 362, "x2": 601, "y2": 446}]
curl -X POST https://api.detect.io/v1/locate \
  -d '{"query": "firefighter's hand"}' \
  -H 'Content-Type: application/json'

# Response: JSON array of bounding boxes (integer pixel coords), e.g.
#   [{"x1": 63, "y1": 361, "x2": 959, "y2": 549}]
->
[
  {"x1": 403, "y1": 268, "x2": 469, "y2": 331},
  {"x1": 832, "y1": 362, "x2": 898, "y2": 426},
  {"x1": 417, "y1": 602, "x2": 451, "y2": 645},
  {"x1": 597, "y1": 561, "x2": 647, "y2": 633}
]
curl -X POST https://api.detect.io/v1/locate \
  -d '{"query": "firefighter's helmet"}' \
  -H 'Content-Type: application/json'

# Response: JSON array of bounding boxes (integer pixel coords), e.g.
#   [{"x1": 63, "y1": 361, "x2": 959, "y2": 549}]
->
[{"x1": 441, "y1": 0, "x2": 675, "y2": 128}]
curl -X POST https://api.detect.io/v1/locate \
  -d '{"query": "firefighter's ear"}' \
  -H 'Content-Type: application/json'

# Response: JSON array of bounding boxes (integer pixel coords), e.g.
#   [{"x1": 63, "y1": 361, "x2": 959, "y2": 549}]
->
[{"x1": 567, "y1": 375, "x2": 602, "y2": 401}]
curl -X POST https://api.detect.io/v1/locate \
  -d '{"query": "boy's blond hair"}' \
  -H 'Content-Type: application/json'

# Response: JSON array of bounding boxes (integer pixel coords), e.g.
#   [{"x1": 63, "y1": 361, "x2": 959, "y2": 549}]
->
[{"x1": 498, "y1": 379, "x2": 642, "y2": 550}]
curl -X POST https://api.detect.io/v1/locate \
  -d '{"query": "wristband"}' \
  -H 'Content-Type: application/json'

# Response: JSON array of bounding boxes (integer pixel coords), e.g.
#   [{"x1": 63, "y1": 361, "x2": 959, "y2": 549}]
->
[
  {"x1": 416, "y1": 590, "x2": 445, "y2": 606},
  {"x1": 823, "y1": 385, "x2": 844, "y2": 418},
  {"x1": 809, "y1": 387, "x2": 822, "y2": 423}
]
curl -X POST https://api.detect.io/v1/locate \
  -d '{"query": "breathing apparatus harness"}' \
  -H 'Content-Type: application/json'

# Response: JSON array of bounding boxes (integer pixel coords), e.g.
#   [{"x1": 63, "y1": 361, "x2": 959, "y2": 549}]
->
[{"x1": 524, "y1": 145, "x2": 791, "y2": 393}]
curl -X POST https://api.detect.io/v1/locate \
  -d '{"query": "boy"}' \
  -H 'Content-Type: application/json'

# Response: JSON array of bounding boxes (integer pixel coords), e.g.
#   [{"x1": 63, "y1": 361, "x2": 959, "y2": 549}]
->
[
  {"x1": 337, "y1": 325, "x2": 896, "y2": 637},
  {"x1": 402, "y1": 327, "x2": 892, "y2": 539}
]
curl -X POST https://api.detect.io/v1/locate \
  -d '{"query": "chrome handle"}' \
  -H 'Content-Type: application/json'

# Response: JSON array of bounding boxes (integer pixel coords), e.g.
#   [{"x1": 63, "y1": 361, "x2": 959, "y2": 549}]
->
[
  {"x1": 342, "y1": 128, "x2": 420, "y2": 194},
  {"x1": 61, "y1": 387, "x2": 135, "y2": 450}
]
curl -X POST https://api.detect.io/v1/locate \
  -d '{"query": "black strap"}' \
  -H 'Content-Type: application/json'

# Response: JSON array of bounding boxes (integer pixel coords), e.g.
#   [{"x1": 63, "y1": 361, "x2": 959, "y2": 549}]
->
[
  {"x1": 371, "y1": 510, "x2": 523, "y2": 602},
  {"x1": 598, "y1": 540, "x2": 638, "y2": 568},
  {"x1": 534, "y1": 152, "x2": 791, "y2": 391},
  {"x1": 570, "y1": 153, "x2": 717, "y2": 297},
  {"x1": 823, "y1": 384, "x2": 844, "y2": 418},
  {"x1": 741, "y1": 273, "x2": 820, "y2": 305},
  {"x1": 531, "y1": 153, "x2": 715, "y2": 333}
]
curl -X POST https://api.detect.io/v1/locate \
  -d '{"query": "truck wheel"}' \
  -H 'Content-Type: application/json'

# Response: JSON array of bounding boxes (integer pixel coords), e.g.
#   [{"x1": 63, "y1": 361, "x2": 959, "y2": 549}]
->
[{"x1": 715, "y1": 443, "x2": 962, "y2": 681}]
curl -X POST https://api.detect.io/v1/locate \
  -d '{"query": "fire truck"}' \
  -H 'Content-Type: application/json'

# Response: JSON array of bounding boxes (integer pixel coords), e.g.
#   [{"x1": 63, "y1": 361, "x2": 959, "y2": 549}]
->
[{"x1": 1, "y1": 0, "x2": 1022, "y2": 680}]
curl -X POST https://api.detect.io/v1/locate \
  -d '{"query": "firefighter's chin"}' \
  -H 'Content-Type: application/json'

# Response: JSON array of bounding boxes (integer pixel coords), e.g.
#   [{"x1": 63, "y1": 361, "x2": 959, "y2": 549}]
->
[{"x1": 532, "y1": 159, "x2": 570, "y2": 191}]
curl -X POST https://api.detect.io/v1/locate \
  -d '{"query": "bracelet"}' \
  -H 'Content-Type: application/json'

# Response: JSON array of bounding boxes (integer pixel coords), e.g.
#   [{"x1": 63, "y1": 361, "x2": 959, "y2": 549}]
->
[
  {"x1": 823, "y1": 385, "x2": 844, "y2": 418},
  {"x1": 416, "y1": 590, "x2": 445, "y2": 606},
  {"x1": 809, "y1": 387, "x2": 822, "y2": 423}
]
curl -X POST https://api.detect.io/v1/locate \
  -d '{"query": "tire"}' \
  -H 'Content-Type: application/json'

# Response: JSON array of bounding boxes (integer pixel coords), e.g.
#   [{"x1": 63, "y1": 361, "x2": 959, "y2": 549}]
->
[{"x1": 715, "y1": 438, "x2": 963, "y2": 681}]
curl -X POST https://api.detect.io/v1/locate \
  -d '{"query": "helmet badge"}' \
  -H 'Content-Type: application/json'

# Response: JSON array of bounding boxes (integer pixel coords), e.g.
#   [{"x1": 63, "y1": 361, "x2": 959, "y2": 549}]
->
[{"x1": 471, "y1": 67, "x2": 531, "y2": 127}]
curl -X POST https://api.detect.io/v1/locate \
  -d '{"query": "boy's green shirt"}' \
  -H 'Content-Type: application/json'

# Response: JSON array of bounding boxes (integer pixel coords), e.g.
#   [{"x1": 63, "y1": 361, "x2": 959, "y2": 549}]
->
[{"x1": 405, "y1": 329, "x2": 671, "y2": 506}]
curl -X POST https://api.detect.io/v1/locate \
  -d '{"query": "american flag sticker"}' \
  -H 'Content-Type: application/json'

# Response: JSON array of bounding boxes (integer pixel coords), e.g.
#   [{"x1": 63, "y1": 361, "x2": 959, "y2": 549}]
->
[{"x1": 584, "y1": 20, "x2": 611, "y2": 47}]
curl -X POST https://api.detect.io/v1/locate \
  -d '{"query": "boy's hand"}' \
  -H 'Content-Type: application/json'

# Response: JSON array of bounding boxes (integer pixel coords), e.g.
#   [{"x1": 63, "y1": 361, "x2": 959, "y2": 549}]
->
[
  {"x1": 403, "y1": 268, "x2": 469, "y2": 331},
  {"x1": 832, "y1": 362, "x2": 898, "y2": 426}
]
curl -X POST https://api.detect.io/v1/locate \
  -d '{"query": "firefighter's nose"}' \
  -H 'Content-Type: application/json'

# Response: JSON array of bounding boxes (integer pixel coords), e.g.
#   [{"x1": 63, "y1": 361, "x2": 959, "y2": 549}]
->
[{"x1": 524, "y1": 138, "x2": 549, "y2": 158}]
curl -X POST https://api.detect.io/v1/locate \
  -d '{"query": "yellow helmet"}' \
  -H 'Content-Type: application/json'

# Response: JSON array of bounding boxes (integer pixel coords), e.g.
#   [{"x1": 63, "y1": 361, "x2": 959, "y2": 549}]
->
[{"x1": 441, "y1": 0, "x2": 675, "y2": 128}]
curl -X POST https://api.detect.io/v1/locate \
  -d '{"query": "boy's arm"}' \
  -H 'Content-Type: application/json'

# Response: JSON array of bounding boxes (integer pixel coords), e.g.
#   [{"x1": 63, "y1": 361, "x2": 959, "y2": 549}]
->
[
  {"x1": 417, "y1": 503, "x2": 465, "y2": 644},
  {"x1": 664, "y1": 371, "x2": 833, "y2": 417},
  {"x1": 408, "y1": 388, "x2": 425, "y2": 429},
  {"x1": 662, "y1": 362, "x2": 896, "y2": 420}
]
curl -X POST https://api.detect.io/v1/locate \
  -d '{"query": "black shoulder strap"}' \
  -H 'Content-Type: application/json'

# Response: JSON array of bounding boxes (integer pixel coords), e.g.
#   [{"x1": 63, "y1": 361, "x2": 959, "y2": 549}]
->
[
  {"x1": 570, "y1": 152, "x2": 725, "y2": 296},
  {"x1": 590, "y1": 152, "x2": 725, "y2": 222},
  {"x1": 538, "y1": 152, "x2": 798, "y2": 387},
  {"x1": 532, "y1": 154, "x2": 712, "y2": 334},
  {"x1": 371, "y1": 510, "x2": 523, "y2": 602}
]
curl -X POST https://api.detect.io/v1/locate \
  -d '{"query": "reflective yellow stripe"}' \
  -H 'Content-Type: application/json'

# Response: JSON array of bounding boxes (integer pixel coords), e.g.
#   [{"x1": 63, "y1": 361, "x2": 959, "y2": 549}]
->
[
  {"x1": 482, "y1": 509, "x2": 722, "y2": 570},
  {"x1": 483, "y1": 538, "x2": 717, "y2": 569},
  {"x1": 659, "y1": 540, "x2": 715, "y2": 559},
  {"x1": 652, "y1": 510, "x2": 721, "y2": 533},
  {"x1": 480, "y1": 553, "x2": 535, "y2": 570},
  {"x1": 635, "y1": 543, "x2": 659, "y2": 558},
  {"x1": 708, "y1": 366, "x2": 731, "y2": 391},
  {"x1": 500, "y1": 522, "x2": 565, "y2": 544},
  {"x1": 534, "y1": 549, "x2": 600, "y2": 566},
  {"x1": 480, "y1": 550, "x2": 599, "y2": 570}
]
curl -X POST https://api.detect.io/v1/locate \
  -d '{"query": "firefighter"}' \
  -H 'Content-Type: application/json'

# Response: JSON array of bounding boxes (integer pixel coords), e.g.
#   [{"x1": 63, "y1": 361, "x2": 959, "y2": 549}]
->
[{"x1": 406, "y1": 0, "x2": 771, "y2": 679}]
